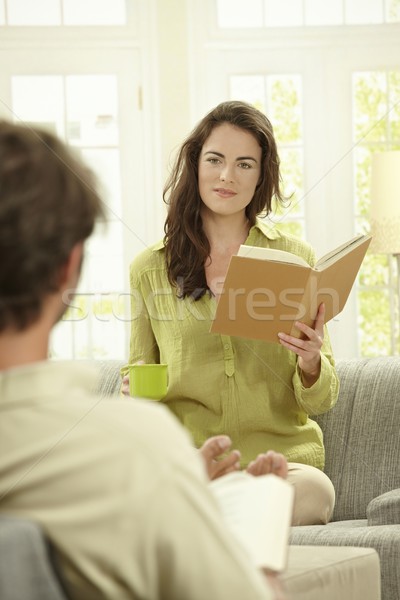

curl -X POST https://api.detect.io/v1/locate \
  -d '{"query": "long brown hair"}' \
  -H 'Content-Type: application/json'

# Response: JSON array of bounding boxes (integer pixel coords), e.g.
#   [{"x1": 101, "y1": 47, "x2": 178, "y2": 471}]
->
[{"x1": 163, "y1": 100, "x2": 285, "y2": 299}]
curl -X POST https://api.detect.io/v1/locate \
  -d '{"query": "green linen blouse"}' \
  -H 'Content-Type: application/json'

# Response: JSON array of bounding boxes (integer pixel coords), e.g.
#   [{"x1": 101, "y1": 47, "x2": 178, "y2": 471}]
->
[{"x1": 123, "y1": 219, "x2": 339, "y2": 470}]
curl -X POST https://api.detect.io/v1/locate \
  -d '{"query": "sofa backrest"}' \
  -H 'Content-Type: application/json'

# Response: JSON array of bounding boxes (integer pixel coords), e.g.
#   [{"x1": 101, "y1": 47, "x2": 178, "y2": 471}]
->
[{"x1": 314, "y1": 357, "x2": 400, "y2": 521}]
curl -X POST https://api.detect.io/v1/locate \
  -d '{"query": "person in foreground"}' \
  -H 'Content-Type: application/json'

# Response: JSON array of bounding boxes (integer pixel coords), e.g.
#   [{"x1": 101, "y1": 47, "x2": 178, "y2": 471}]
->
[
  {"x1": 122, "y1": 100, "x2": 340, "y2": 526},
  {"x1": 0, "y1": 120, "x2": 283, "y2": 599}
]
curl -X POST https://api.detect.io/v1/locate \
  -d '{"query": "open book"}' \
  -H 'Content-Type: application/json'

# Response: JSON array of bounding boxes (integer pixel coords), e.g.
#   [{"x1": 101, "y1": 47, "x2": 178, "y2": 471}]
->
[
  {"x1": 210, "y1": 234, "x2": 371, "y2": 343},
  {"x1": 209, "y1": 472, "x2": 294, "y2": 572}
]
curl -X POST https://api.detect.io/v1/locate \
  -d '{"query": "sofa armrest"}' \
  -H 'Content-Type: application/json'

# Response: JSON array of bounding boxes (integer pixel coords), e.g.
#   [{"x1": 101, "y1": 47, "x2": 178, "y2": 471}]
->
[
  {"x1": 367, "y1": 488, "x2": 400, "y2": 526},
  {"x1": 0, "y1": 515, "x2": 68, "y2": 600}
]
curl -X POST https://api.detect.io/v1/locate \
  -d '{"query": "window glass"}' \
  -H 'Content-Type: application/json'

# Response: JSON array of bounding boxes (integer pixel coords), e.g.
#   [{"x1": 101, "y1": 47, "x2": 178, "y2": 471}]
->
[
  {"x1": 66, "y1": 75, "x2": 119, "y2": 147},
  {"x1": 12, "y1": 76, "x2": 64, "y2": 136},
  {"x1": 216, "y1": 0, "x2": 400, "y2": 26},
  {"x1": 7, "y1": 0, "x2": 60, "y2": 25},
  {"x1": 51, "y1": 223, "x2": 126, "y2": 360},
  {"x1": 11, "y1": 73, "x2": 125, "y2": 359},
  {"x1": 358, "y1": 288, "x2": 393, "y2": 355},
  {"x1": 386, "y1": 0, "x2": 400, "y2": 22},
  {"x1": 4, "y1": 0, "x2": 127, "y2": 26},
  {"x1": 305, "y1": 0, "x2": 342, "y2": 25},
  {"x1": 353, "y1": 69, "x2": 400, "y2": 356},
  {"x1": 216, "y1": 0, "x2": 263, "y2": 28},
  {"x1": 345, "y1": 0, "x2": 383, "y2": 24},
  {"x1": 82, "y1": 148, "x2": 122, "y2": 217},
  {"x1": 63, "y1": 0, "x2": 126, "y2": 25},
  {"x1": 389, "y1": 71, "x2": 400, "y2": 139},
  {"x1": 266, "y1": 0, "x2": 302, "y2": 27}
]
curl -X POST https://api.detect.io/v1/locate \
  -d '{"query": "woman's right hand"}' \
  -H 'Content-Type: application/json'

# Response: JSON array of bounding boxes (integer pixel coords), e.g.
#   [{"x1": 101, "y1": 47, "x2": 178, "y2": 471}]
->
[{"x1": 121, "y1": 375, "x2": 130, "y2": 396}]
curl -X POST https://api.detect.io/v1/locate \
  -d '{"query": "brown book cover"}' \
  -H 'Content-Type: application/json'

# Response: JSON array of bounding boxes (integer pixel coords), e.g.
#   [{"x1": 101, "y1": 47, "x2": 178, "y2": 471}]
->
[{"x1": 210, "y1": 234, "x2": 371, "y2": 343}]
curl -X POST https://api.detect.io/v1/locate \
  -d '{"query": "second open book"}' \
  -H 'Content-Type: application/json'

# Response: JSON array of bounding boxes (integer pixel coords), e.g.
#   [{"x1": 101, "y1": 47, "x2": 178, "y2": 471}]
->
[
  {"x1": 211, "y1": 234, "x2": 371, "y2": 343},
  {"x1": 209, "y1": 472, "x2": 294, "y2": 572}
]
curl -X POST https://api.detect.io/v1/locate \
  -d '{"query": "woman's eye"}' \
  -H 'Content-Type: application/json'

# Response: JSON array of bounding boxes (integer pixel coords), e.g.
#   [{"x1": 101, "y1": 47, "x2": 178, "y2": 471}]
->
[
  {"x1": 238, "y1": 162, "x2": 251, "y2": 169},
  {"x1": 207, "y1": 157, "x2": 220, "y2": 164}
]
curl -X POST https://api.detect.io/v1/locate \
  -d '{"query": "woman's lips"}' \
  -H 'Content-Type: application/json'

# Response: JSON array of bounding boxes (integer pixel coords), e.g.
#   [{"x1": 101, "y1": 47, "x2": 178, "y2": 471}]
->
[{"x1": 213, "y1": 188, "x2": 237, "y2": 198}]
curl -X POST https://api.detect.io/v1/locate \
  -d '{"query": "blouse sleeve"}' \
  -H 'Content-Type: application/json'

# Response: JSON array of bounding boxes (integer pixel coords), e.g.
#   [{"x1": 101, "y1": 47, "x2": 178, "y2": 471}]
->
[
  {"x1": 120, "y1": 260, "x2": 160, "y2": 378},
  {"x1": 292, "y1": 327, "x2": 340, "y2": 415}
]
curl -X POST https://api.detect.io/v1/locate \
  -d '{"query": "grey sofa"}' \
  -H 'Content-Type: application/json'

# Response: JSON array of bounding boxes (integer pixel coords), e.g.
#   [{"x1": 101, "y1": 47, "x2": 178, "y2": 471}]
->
[{"x1": 2, "y1": 356, "x2": 397, "y2": 599}]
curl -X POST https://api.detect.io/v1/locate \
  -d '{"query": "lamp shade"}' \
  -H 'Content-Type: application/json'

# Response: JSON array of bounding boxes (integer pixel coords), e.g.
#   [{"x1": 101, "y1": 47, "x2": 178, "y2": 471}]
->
[{"x1": 370, "y1": 150, "x2": 400, "y2": 254}]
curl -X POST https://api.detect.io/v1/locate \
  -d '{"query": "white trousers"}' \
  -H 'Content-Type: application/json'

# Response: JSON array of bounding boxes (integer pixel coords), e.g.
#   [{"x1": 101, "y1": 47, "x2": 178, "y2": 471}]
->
[{"x1": 287, "y1": 463, "x2": 335, "y2": 526}]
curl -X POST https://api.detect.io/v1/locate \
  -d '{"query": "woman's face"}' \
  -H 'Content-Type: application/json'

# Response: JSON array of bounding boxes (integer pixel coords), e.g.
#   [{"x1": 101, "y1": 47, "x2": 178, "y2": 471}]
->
[{"x1": 198, "y1": 122, "x2": 261, "y2": 220}]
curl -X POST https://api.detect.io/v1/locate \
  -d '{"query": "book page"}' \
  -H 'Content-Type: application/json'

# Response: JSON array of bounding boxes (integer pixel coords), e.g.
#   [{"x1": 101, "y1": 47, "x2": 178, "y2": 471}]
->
[
  {"x1": 238, "y1": 245, "x2": 308, "y2": 268},
  {"x1": 315, "y1": 234, "x2": 370, "y2": 270},
  {"x1": 209, "y1": 472, "x2": 294, "y2": 572}
]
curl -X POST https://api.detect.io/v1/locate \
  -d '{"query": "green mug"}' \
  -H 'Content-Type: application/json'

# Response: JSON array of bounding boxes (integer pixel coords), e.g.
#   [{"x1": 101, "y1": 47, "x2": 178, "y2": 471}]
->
[{"x1": 129, "y1": 364, "x2": 168, "y2": 400}]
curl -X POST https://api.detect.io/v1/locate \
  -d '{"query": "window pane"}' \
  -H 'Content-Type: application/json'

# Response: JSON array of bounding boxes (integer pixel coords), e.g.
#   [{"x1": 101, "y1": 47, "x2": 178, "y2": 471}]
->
[
  {"x1": 51, "y1": 219, "x2": 127, "y2": 360},
  {"x1": 63, "y1": 0, "x2": 126, "y2": 25},
  {"x1": 11, "y1": 76, "x2": 64, "y2": 136},
  {"x1": 268, "y1": 75, "x2": 302, "y2": 143},
  {"x1": 359, "y1": 253, "x2": 390, "y2": 287},
  {"x1": 230, "y1": 76, "x2": 266, "y2": 111},
  {"x1": 353, "y1": 72, "x2": 387, "y2": 144},
  {"x1": 386, "y1": 0, "x2": 400, "y2": 22},
  {"x1": 80, "y1": 221, "x2": 123, "y2": 292},
  {"x1": 11, "y1": 72, "x2": 126, "y2": 359},
  {"x1": 345, "y1": 0, "x2": 383, "y2": 24},
  {"x1": 305, "y1": 0, "x2": 343, "y2": 25},
  {"x1": 66, "y1": 75, "x2": 119, "y2": 147},
  {"x1": 279, "y1": 148, "x2": 304, "y2": 209},
  {"x1": 51, "y1": 292, "x2": 127, "y2": 359},
  {"x1": 358, "y1": 289, "x2": 394, "y2": 355},
  {"x1": 7, "y1": 0, "x2": 61, "y2": 25},
  {"x1": 82, "y1": 149, "x2": 122, "y2": 217},
  {"x1": 265, "y1": 0, "x2": 303, "y2": 26},
  {"x1": 389, "y1": 71, "x2": 400, "y2": 140},
  {"x1": 217, "y1": 0, "x2": 263, "y2": 28},
  {"x1": 216, "y1": 0, "x2": 397, "y2": 28},
  {"x1": 353, "y1": 69, "x2": 400, "y2": 356}
]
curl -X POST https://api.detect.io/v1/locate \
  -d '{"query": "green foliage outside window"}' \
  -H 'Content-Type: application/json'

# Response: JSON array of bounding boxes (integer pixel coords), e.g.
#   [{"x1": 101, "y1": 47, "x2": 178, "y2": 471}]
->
[{"x1": 353, "y1": 70, "x2": 400, "y2": 356}]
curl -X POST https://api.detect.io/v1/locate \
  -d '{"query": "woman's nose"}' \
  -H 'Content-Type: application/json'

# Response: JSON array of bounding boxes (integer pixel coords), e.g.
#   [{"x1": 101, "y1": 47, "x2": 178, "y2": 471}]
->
[{"x1": 220, "y1": 166, "x2": 233, "y2": 182}]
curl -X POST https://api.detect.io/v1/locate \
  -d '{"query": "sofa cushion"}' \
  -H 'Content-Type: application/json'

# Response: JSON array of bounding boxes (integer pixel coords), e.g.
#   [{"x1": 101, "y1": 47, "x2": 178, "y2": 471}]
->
[
  {"x1": 290, "y1": 521, "x2": 400, "y2": 600},
  {"x1": 282, "y1": 545, "x2": 380, "y2": 600}
]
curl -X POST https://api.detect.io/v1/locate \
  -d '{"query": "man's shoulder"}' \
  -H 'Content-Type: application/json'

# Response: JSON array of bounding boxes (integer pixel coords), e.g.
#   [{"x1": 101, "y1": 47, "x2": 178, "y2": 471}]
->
[{"x1": 89, "y1": 394, "x2": 202, "y2": 473}]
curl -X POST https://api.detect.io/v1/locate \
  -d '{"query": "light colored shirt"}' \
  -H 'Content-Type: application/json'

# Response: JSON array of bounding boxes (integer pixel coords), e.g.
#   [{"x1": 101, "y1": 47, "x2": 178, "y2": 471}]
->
[
  {"x1": 0, "y1": 360, "x2": 273, "y2": 600},
  {"x1": 124, "y1": 220, "x2": 339, "y2": 470}
]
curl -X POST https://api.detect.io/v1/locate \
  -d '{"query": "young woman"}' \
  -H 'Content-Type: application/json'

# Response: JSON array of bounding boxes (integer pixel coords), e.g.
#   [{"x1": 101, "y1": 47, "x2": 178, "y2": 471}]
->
[{"x1": 122, "y1": 100, "x2": 339, "y2": 525}]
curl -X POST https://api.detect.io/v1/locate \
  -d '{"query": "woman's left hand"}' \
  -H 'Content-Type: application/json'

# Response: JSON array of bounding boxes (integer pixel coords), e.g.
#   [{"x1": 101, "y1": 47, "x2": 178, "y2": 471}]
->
[{"x1": 277, "y1": 302, "x2": 325, "y2": 387}]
